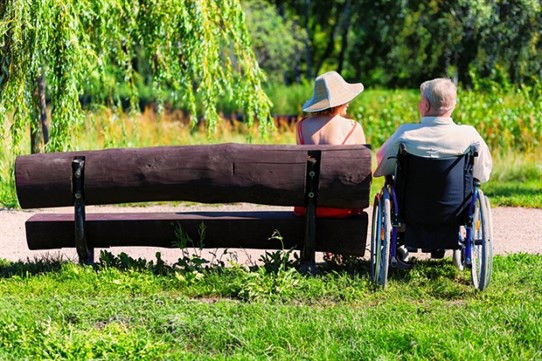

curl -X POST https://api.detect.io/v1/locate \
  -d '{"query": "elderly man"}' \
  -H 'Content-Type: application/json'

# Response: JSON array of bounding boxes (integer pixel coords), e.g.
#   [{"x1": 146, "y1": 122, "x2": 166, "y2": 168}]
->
[{"x1": 374, "y1": 78, "x2": 492, "y2": 182}]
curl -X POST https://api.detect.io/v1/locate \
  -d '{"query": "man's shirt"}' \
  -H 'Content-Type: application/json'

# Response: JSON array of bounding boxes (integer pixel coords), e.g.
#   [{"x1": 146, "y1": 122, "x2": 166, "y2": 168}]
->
[{"x1": 374, "y1": 116, "x2": 493, "y2": 182}]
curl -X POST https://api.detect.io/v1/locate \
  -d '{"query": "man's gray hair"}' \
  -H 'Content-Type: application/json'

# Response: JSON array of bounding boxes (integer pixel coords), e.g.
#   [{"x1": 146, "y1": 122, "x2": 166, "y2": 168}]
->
[{"x1": 420, "y1": 78, "x2": 457, "y2": 115}]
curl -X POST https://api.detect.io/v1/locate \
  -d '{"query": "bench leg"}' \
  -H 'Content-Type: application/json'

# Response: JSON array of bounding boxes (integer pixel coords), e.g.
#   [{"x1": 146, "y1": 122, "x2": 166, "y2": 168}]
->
[
  {"x1": 74, "y1": 200, "x2": 94, "y2": 265},
  {"x1": 73, "y1": 157, "x2": 93, "y2": 265},
  {"x1": 300, "y1": 201, "x2": 317, "y2": 275}
]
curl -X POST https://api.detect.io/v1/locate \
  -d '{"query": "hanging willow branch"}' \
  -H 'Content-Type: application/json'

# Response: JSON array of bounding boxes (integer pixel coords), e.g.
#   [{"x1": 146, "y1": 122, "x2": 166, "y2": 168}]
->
[{"x1": 0, "y1": 0, "x2": 272, "y2": 153}]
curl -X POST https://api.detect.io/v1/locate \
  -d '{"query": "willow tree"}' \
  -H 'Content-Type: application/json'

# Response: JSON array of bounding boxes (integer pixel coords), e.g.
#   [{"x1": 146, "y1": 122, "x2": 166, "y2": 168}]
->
[{"x1": 0, "y1": 0, "x2": 272, "y2": 153}]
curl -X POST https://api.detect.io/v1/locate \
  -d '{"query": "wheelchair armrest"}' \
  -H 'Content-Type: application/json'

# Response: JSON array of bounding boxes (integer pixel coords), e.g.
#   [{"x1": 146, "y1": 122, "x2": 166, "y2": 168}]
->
[
  {"x1": 470, "y1": 144, "x2": 480, "y2": 157},
  {"x1": 385, "y1": 175, "x2": 395, "y2": 186}
]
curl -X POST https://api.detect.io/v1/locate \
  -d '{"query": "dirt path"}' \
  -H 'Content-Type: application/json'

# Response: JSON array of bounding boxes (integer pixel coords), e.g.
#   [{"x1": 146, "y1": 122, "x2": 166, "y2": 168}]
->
[{"x1": 1, "y1": 204, "x2": 540, "y2": 265}]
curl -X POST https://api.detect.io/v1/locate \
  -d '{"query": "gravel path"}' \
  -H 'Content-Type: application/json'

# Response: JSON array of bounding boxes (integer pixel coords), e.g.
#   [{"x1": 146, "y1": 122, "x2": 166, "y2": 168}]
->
[{"x1": 1, "y1": 204, "x2": 540, "y2": 265}]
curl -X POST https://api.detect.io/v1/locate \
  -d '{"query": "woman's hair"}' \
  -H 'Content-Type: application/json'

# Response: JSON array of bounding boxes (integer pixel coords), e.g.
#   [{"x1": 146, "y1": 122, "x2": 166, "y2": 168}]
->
[
  {"x1": 420, "y1": 78, "x2": 457, "y2": 115},
  {"x1": 311, "y1": 105, "x2": 343, "y2": 116}
]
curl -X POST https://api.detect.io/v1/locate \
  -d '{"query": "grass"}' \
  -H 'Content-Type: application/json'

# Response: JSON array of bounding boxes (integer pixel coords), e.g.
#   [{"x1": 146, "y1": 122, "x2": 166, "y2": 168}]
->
[
  {"x1": 0, "y1": 253, "x2": 540, "y2": 359},
  {"x1": 483, "y1": 151, "x2": 542, "y2": 208},
  {"x1": 484, "y1": 180, "x2": 542, "y2": 208}
]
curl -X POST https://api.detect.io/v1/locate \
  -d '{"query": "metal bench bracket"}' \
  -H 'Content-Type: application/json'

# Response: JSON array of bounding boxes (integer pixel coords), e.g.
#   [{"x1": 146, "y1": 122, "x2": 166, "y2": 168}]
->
[
  {"x1": 72, "y1": 157, "x2": 93, "y2": 265},
  {"x1": 301, "y1": 150, "x2": 321, "y2": 275}
]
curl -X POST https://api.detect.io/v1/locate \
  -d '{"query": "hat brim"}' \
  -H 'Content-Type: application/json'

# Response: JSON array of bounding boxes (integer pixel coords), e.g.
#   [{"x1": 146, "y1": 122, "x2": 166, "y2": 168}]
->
[{"x1": 303, "y1": 83, "x2": 364, "y2": 112}]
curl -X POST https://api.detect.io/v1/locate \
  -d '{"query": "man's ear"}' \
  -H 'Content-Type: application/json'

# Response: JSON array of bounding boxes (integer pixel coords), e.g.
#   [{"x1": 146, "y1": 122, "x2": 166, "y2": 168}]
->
[{"x1": 422, "y1": 97, "x2": 430, "y2": 113}]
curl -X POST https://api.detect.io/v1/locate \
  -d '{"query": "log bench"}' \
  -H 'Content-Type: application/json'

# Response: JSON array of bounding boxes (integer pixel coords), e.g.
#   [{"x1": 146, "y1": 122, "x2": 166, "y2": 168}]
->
[{"x1": 15, "y1": 143, "x2": 372, "y2": 271}]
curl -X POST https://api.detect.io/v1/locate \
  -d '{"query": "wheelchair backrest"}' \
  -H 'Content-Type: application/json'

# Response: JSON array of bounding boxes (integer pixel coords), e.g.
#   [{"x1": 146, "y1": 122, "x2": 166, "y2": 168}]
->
[{"x1": 395, "y1": 144, "x2": 477, "y2": 228}]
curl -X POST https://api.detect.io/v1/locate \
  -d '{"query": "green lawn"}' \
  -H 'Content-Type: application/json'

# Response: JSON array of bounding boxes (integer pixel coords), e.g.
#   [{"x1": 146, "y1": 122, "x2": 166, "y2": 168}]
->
[
  {"x1": 484, "y1": 180, "x2": 542, "y2": 208},
  {"x1": 0, "y1": 253, "x2": 540, "y2": 360}
]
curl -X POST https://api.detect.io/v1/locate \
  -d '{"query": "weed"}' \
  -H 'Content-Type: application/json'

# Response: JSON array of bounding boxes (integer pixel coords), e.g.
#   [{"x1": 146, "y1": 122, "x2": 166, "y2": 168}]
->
[{"x1": 258, "y1": 230, "x2": 299, "y2": 273}]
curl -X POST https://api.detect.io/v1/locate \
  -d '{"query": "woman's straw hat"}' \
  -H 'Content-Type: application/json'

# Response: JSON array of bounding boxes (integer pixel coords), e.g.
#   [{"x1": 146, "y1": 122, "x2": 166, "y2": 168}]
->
[{"x1": 302, "y1": 71, "x2": 364, "y2": 112}]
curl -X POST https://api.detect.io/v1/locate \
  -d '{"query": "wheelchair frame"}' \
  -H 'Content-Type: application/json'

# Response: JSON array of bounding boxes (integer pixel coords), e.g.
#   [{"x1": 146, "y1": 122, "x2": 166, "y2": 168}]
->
[{"x1": 370, "y1": 146, "x2": 493, "y2": 290}]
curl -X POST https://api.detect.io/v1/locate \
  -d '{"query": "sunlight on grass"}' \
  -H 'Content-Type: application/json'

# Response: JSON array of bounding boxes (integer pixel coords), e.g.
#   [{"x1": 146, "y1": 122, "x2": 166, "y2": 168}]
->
[
  {"x1": 485, "y1": 151, "x2": 542, "y2": 208},
  {"x1": 491, "y1": 151, "x2": 542, "y2": 182},
  {"x1": 0, "y1": 254, "x2": 540, "y2": 359}
]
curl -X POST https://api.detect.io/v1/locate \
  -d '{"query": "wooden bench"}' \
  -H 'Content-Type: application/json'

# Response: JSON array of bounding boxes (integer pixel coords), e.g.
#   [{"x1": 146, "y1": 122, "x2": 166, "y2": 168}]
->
[{"x1": 15, "y1": 143, "x2": 372, "y2": 271}]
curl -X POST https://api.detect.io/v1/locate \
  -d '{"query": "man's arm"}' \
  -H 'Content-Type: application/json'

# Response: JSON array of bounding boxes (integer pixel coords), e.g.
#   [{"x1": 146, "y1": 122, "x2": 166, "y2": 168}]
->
[
  {"x1": 473, "y1": 135, "x2": 493, "y2": 183},
  {"x1": 374, "y1": 130, "x2": 402, "y2": 177}
]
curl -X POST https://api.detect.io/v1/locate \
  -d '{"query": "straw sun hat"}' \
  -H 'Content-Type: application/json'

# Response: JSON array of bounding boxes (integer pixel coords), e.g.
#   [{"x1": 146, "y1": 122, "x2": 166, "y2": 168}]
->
[{"x1": 302, "y1": 71, "x2": 364, "y2": 112}]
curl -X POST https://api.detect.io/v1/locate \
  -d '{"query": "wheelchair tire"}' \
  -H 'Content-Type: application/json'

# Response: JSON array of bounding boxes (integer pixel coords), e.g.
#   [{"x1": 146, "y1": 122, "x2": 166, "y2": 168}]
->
[
  {"x1": 370, "y1": 195, "x2": 381, "y2": 283},
  {"x1": 470, "y1": 189, "x2": 493, "y2": 291},
  {"x1": 482, "y1": 193, "x2": 494, "y2": 286},
  {"x1": 370, "y1": 189, "x2": 391, "y2": 287}
]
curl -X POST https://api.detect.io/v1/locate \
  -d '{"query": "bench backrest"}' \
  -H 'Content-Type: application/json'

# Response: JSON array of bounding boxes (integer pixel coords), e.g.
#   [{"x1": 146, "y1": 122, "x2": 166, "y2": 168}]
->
[{"x1": 16, "y1": 143, "x2": 372, "y2": 209}]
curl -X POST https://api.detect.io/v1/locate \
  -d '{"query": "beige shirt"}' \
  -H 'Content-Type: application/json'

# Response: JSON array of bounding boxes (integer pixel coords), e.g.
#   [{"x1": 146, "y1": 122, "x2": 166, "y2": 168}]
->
[{"x1": 374, "y1": 117, "x2": 493, "y2": 182}]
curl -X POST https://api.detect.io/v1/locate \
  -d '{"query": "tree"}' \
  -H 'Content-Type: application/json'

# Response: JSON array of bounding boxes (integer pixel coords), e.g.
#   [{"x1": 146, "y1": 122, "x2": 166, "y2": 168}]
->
[
  {"x1": 242, "y1": 0, "x2": 306, "y2": 84},
  {"x1": 271, "y1": 0, "x2": 354, "y2": 80},
  {"x1": 268, "y1": 0, "x2": 541, "y2": 88},
  {"x1": 0, "y1": 0, "x2": 272, "y2": 153}
]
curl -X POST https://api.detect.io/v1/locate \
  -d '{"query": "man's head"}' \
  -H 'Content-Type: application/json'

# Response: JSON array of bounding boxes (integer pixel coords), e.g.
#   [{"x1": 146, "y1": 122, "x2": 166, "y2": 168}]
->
[{"x1": 419, "y1": 78, "x2": 457, "y2": 117}]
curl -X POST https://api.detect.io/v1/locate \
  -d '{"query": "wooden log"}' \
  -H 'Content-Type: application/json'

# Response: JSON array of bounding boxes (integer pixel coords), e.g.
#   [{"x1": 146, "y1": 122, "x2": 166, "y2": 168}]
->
[
  {"x1": 25, "y1": 211, "x2": 368, "y2": 256},
  {"x1": 15, "y1": 143, "x2": 372, "y2": 209}
]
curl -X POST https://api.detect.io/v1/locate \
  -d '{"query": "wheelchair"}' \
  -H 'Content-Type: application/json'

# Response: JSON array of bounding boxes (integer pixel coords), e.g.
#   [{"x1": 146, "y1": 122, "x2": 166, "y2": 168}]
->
[{"x1": 370, "y1": 143, "x2": 493, "y2": 290}]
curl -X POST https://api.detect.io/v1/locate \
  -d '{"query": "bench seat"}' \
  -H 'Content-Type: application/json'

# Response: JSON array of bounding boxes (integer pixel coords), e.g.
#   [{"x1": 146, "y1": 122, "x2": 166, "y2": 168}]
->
[{"x1": 26, "y1": 211, "x2": 368, "y2": 256}]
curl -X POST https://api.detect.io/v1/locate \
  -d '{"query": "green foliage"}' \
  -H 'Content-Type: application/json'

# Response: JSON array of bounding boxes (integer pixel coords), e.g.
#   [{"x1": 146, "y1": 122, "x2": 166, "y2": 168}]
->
[
  {"x1": 1, "y1": 84, "x2": 541, "y2": 208},
  {"x1": 242, "y1": 0, "x2": 306, "y2": 84},
  {"x1": 0, "y1": 254, "x2": 540, "y2": 359},
  {"x1": 346, "y1": 85, "x2": 542, "y2": 154},
  {"x1": 350, "y1": 88, "x2": 420, "y2": 146},
  {"x1": 98, "y1": 250, "x2": 159, "y2": 272},
  {"x1": 273, "y1": 0, "x2": 542, "y2": 88},
  {"x1": 264, "y1": 80, "x2": 313, "y2": 115},
  {"x1": 456, "y1": 81, "x2": 542, "y2": 153},
  {"x1": 0, "y1": 0, "x2": 272, "y2": 153},
  {"x1": 0, "y1": 171, "x2": 17, "y2": 208}
]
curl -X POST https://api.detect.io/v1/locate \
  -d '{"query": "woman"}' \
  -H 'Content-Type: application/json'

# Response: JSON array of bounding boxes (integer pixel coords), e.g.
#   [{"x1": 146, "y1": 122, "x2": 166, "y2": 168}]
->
[{"x1": 294, "y1": 71, "x2": 366, "y2": 219}]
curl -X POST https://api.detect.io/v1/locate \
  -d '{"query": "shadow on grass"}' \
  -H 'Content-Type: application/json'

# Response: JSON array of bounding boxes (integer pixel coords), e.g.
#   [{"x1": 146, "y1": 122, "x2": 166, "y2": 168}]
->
[
  {"x1": 0, "y1": 251, "x2": 469, "y2": 290},
  {"x1": 0, "y1": 257, "x2": 68, "y2": 278},
  {"x1": 485, "y1": 182, "x2": 542, "y2": 198},
  {"x1": 315, "y1": 256, "x2": 465, "y2": 285},
  {"x1": 484, "y1": 181, "x2": 542, "y2": 207}
]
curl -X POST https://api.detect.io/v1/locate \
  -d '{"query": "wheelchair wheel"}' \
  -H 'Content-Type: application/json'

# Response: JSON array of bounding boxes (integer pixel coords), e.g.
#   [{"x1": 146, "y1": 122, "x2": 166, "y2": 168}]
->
[
  {"x1": 470, "y1": 190, "x2": 493, "y2": 291},
  {"x1": 482, "y1": 193, "x2": 494, "y2": 285},
  {"x1": 370, "y1": 189, "x2": 391, "y2": 287}
]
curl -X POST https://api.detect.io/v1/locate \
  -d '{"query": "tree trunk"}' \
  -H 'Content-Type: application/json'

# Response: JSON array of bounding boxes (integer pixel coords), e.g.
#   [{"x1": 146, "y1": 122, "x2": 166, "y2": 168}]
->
[
  {"x1": 304, "y1": 0, "x2": 313, "y2": 79},
  {"x1": 337, "y1": 0, "x2": 352, "y2": 75},
  {"x1": 30, "y1": 67, "x2": 49, "y2": 153},
  {"x1": 314, "y1": 15, "x2": 338, "y2": 76},
  {"x1": 38, "y1": 68, "x2": 49, "y2": 145}
]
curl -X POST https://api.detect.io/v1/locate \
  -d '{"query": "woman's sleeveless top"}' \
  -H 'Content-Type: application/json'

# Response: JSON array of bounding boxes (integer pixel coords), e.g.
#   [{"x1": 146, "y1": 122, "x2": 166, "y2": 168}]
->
[{"x1": 294, "y1": 118, "x2": 363, "y2": 218}]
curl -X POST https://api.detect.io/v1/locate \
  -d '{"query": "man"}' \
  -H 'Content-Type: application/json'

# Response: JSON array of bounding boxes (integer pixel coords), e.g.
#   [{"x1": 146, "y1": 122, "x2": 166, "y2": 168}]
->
[{"x1": 374, "y1": 78, "x2": 492, "y2": 181}]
